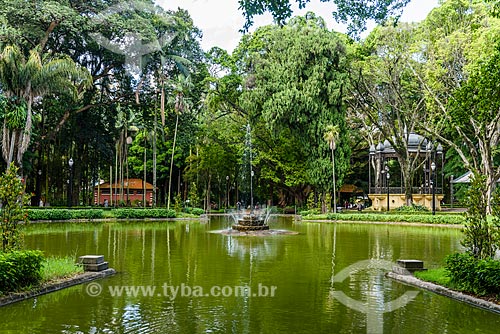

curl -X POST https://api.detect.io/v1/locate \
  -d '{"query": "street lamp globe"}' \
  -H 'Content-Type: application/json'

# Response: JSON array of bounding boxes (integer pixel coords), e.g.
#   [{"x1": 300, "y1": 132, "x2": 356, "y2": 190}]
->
[
  {"x1": 69, "y1": 158, "x2": 74, "y2": 167},
  {"x1": 431, "y1": 162, "x2": 436, "y2": 172}
]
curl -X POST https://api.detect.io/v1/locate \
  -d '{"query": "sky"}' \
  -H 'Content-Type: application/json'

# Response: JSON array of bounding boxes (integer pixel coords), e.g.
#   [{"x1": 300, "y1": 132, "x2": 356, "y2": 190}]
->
[{"x1": 156, "y1": 0, "x2": 440, "y2": 52}]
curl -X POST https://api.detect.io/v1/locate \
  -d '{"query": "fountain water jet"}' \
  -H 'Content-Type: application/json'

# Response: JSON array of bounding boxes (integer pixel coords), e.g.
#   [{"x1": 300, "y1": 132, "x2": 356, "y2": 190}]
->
[
  {"x1": 231, "y1": 124, "x2": 268, "y2": 231},
  {"x1": 211, "y1": 124, "x2": 297, "y2": 236}
]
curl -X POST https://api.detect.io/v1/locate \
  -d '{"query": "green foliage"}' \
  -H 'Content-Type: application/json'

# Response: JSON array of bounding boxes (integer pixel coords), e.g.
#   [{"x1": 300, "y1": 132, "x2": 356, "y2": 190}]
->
[
  {"x1": 306, "y1": 191, "x2": 316, "y2": 211},
  {"x1": 183, "y1": 207, "x2": 204, "y2": 216},
  {"x1": 325, "y1": 193, "x2": 332, "y2": 213},
  {"x1": 0, "y1": 44, "x2": 92, "y2": 165},
  {"x1": 41, "y1": 256, "x2": 83, "y2": 282},
  {"x1": 0, "y1": 250, "x2": 44, "y2": 293},
  {"x1": 414, "y1": 267, "x2": 451, "y2": 287},
  {"x1": 395, "y1": 204, "x2": 429, "y2": 213},
  {"x1": 324, "y1": 213, "x2": 464, "y2": 224},
  {"x1": 240, "y1": 14, "x2": 350, "y2": 196},
  {"x1": 238, "y1": 0, "x2": 410, "y2": 35},
  {"x1": 173, "y1": 193, "x2": 183, "y2": 213},
  {"x1": 0, "y1": 163, "x2": 30, "y2": 252},
  {"x1": 28, "y1": 209, "x2": 104, "y2": 221},
  {"x1": 461, "y1": 172, "x2": 500, "y2": 259},
  {"x1": 445, "y1": 252, "x2": 500, "y2": 296},
  {"x1": 112, "y1": 208, "x2": 176, "y2": 219},
  {"x1": 27, "y1": 208, "x2": 181, "y2": 220},
  {"x1": 187, "y1": 182, "x2": 200, "y2": 209},
  {"x1": 0, "y1": 95, "x2": 27, "y2": 129}
]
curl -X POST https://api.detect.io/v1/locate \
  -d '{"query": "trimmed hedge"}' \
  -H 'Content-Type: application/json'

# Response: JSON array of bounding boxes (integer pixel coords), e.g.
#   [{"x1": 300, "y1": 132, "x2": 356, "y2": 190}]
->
[
  {"x1": 0, "y1": 250, "x2": 44, "y2": 293},
  {"x1": 112, "y1": 208, "x2": 176, "y2": 219},
  {"x1": 445, "y1": 252, "x2": 500, "y2": 296},
  {"x1": 324, "y1": 213, "x2": 464, "y2": 224},
  {"x1": 183, "y1": 207, "x2": 205, "y2": 216},
  {"x1": 27, "y1": 208, "x2": 178, "y2": 221},
  {"x1": 191, "y1": 208, "x2": 205, "y2": 216},
  {"x1": 394, "y1": 204, "x2": 429, "y2": 213},
  {"x1": 28, "y1": 209, "x2": 104, "y2": 221}
]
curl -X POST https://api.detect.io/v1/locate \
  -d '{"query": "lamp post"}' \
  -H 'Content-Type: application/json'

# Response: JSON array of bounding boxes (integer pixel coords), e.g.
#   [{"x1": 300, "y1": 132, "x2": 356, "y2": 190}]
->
[
  {"x1": 226, "y1": 175, "x2": 229, "y2": 210},
  {"x1": 437, "y1": 143, "x2": 443, "y2": 199},
  {"x1": 369, "y1": 145, "x2": 375, "y2": 194},
  {"x1": 68, "y1": 158, "x2": 74, "y2": 208},
  {"x1": 36, "y1": 169, "x2": 42, "y2": 206},
  {"x1": 386, "y1": 170, "x2": 390, "y2": 212},
  {"x1": 431, "y1": 161, "x2": 436, "y2": 215}
]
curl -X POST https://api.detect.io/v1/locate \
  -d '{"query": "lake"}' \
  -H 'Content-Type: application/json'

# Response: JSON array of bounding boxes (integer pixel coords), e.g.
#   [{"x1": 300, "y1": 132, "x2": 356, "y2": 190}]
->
[{"x1": 0, "y1": 216, "x2": 499, "y2": 333}]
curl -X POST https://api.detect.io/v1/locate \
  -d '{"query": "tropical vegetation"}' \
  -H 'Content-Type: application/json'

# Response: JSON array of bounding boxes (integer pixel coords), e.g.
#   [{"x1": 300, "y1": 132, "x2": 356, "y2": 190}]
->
[{"x1": 0, "y1": 0, "x2": 497, "y2": 217}]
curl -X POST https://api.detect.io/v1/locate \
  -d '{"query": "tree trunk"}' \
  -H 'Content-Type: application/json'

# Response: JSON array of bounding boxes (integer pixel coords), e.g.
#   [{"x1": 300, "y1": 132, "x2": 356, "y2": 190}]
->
[
  {"x1": 399, "y1": 157, "x2": 414, "y2": 206},
  {"x1": 153, "y1": 108, "x2": 157, "y2": 208},
  {"x1": 167, "y1": 113, "x2": 179, "y2": 210}
]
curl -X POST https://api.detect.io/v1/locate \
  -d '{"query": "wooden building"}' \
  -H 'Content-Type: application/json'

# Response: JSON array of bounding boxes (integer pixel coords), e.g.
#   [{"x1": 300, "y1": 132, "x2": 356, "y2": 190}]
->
[{"x1": 94, "y1": 178, "x2": 154, "y2": 206}]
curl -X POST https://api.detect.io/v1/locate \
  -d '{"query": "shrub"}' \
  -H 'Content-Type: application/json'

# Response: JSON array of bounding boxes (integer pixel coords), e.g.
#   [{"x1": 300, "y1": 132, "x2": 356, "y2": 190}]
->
[
  {"x1": 0, "y1": 250, "x2": 44, "y2": 293},
  {"x1": 112, "y1": 208, "x2": 176, "y2": 219},
  {"x1": 28, "y1": 208, "x2": 176, "y2": 220},
  {"x1": 0, "y1": 164, "x2": 30, "y2": 251},
  {"x1": 325, "y1": 213, "x2": 463, "y2": 224},
  {"x1": 191, "y1": 208, "x2": 205, "y2": 216},
  {"x1": 299, "y1": 210, "x2": 313, "y2": 216},
  {"x1": 445, "y1": 252, "x2": 500, "y2": 296},
  {"x1": 28, "y1": 209, "x2": 104, "y2": 221},
  {"x1": 173, "y1": 193, "x2": 183, "y2": 213},
  {"x1": 28, "y1": 209, "x2": 71, "y2": 221},
  {"x1": 461, "y1": 172, "x2": 500, "y2": 259},
  {"x1": 395, "y1": 204, "x2": 429, "y2": 213}
]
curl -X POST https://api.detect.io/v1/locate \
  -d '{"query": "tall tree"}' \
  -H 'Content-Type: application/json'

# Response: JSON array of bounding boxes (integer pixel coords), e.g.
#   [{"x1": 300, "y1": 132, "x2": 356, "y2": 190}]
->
[
  {"x1": 167, "y1": 74, "x2": 193, "y2": 210},
  {"x1": 416, "y1": 0, "x2": 500, "y2": 212},
  {"x1": 240, "y1": 13, "x2": 350, "y2": 205},
  {"x1": 347, "y1": 22, "x2": 426, "y2": 205},
  {"x1": 0, "y1": 45, "x2": 91, "y2": 169},
  {"x1": 324, "y1": 125, "x2": 340, "y2": 212}
]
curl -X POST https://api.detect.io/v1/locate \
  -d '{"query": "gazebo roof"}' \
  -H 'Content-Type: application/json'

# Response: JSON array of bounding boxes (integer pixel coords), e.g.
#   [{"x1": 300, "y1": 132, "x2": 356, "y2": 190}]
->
[
  {"x1": 452, "y1": 171, "x2": 500, "y2": 184},
  {"x1": 383, "y1": 133, "x2": 428, "y2": 153},
  {"x1": 369, "y1": 133, "x2": 442, "y2": 155}
]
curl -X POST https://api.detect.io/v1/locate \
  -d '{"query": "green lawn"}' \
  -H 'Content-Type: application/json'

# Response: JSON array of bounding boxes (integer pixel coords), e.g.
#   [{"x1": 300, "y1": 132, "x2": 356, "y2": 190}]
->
[
  {"x1": 414, "y1": 267, "x2": 453, "y2": 287},
  {"x1": 41, "y1": 256, "x2": 84, "y2": 282}
]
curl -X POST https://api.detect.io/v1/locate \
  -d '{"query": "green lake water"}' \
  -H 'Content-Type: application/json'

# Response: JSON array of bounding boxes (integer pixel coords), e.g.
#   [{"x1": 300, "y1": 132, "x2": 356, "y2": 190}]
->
[{"x1": 1, "y1": 216, "x2": 499, "y2": 333}]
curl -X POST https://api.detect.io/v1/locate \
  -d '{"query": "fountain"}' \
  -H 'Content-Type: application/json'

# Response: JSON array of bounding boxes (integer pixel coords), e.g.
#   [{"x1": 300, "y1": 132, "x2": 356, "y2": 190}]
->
[
  {"x1": 213, "y1": 124, "x2": 297, "y2": 236},
  {"x1": 231, "y1": 124, "x2": 269, "y2": 231},
  {"x1": 231, "y1": 212, "x2": 269, "y2": 231}
]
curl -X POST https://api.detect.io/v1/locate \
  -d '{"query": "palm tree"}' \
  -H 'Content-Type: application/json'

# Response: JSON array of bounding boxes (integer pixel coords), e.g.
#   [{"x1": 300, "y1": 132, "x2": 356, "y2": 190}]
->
[
  {"x1": 324, "y1": 125, "x2": 340, "y2": 213},
  {"x1": 114, "y1": 105, "x2": 138, "y2": 205},
  {"x1": 150, "y1": 50, "x2": 191, "y2": 208},
  {"x1": 0, "y1": 45, "x2": 91, "y2": 169},
  {"x1": 167, "y1": 74, "x2": 193, "y2": 210}
]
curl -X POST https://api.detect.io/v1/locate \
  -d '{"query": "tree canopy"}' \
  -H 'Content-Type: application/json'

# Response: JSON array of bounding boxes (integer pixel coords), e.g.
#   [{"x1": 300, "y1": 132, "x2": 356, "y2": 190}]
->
[
  {"x1": 0, "y1": 0, "x2": 499, "y2": 212},
  {"x1": 238, "y1": 0, "x2": 411, "y2": 35}
]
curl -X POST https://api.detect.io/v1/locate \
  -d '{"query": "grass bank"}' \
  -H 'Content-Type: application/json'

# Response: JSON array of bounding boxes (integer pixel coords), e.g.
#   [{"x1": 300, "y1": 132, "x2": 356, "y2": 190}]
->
[
  {"x1": 414, "y1": 267, "x2": 500, "y2": 304},
  {"x1": 41, "y1": 256, "x2": 84, "y2": 282},
  {"x1": 301, "y1": 212, "x2": 464, "y2": 225},
  {"x1": 414, "y1": 268, "x2": 453, "y2": 287},
  {"x1": 27, "y1": 207, "x2": 206, "y2": 221},
  {"x1": 0, "y1": 254, "x2": 83, "y2": 298}
]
